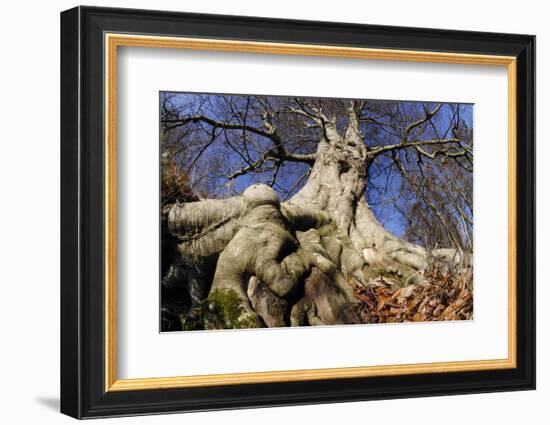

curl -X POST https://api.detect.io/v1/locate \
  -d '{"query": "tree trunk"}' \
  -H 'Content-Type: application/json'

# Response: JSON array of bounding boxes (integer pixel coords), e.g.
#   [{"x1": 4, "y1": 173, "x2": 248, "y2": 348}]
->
[
  {"x1": 289, "y1": 112, "x2": 428, "y2": 284},
  {"x1": 163, "y1": 109, "x2": 448, "y2": 329}
]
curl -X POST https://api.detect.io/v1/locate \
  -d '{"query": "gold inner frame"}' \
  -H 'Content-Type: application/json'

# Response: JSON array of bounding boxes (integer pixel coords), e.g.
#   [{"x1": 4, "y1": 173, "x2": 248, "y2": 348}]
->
[{"x1": 104, "y1": 33, "x2": 518, "y2": 392}]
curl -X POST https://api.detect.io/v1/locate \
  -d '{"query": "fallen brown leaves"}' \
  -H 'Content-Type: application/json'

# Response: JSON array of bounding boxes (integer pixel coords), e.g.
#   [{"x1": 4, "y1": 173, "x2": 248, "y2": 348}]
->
[{"x1": 350, "y1": 264, "x2": 473, "y2": 324}]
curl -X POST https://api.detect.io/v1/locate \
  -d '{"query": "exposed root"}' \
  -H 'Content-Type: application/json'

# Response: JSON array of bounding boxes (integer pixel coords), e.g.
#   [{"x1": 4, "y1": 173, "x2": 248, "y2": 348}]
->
[{"x1": 161, "y1": 184, "x2": 472, "y2": 331}]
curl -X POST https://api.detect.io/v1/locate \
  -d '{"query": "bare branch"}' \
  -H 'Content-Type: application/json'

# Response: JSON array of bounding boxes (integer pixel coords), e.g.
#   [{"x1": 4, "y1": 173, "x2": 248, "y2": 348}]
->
[
  {"x1": 403, "y1": 104, "x2": 442, "y2": 139},
  {"x1": 163, "y1": 115, "x2": 275, "y2": 140},
  {"x1": 368, "y1": 137, "x2": 469, "y2": 159},
  {"x1": 227, "y1": 155, "x2": 268, "y2": 180},
  {"x1": 227, "y1": 150, "x2": 316, "y2": 181},
  {"x1": 185, "y1": 128, "x2": 220, "y2": 173}
]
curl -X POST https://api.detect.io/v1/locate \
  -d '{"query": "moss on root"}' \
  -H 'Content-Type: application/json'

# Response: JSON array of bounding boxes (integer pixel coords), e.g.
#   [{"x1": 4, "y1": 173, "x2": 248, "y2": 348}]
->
[
  {"x1": 207, "y1": 289, "x2": 262, "y2": 329},
  {"x1": 179, "y1": 289, "x2": 263, "y2": 330}
]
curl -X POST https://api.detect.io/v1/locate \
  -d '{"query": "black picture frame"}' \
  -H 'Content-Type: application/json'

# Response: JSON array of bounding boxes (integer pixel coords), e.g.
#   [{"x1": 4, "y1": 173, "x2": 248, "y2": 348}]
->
[{"x1": 61, "y1": 5, "x2": 535, "y2": 419}]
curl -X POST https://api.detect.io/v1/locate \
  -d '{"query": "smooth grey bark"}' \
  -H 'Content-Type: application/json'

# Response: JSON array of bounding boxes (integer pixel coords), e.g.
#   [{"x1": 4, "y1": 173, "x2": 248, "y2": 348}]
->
[
  {"x1": 163, "y1": 105, "x2": 466, "y2": 328},
  {"x1": 288, "y1": 107, "x2": 429, "y2": 283}
]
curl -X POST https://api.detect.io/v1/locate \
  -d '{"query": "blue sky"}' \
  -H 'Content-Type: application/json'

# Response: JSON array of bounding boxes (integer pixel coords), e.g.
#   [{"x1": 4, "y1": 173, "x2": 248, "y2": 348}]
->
[{"x1": 161, "y1": 92, "x2": 473, "y2": 238}]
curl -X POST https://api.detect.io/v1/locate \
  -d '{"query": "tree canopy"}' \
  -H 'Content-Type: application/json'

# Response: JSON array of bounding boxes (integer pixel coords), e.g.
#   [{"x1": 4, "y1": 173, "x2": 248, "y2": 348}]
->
[{"x1": 161, "y1": 92, "x2": 473, "y2": 252}]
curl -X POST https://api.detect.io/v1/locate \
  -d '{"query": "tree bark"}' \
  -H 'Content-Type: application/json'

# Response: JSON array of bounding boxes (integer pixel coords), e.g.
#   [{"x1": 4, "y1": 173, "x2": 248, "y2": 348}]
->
[
  {"x1": 162, "y1": 105, "x2": 464, "y2": 329},
  {"x1": 288, "y1": 108, "x2": 428, "y2": 284}
]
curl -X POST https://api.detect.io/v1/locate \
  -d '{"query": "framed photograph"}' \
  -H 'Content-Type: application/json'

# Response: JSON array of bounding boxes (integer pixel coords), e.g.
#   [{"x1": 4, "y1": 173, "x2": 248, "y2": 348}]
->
[{"x1": 60, "y1": 6, "x2": 535, "y2": 419}]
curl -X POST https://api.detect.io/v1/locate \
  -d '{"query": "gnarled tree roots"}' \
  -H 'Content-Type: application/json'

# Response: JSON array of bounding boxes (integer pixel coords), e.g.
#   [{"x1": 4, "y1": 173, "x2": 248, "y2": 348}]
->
[{"x1": 161, "y1": 184, "x2": 468, "y2": 331}]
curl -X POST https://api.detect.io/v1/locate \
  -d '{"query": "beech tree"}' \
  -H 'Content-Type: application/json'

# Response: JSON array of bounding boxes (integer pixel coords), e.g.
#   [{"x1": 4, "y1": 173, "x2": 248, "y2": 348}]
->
[{"x1": 160, "y1": 93, "x2": 473, "y2": 330}]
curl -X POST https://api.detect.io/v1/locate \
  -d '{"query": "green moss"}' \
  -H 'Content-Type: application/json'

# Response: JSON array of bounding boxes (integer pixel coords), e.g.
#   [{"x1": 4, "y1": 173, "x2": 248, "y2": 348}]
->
[
  {"x1": 208, "y1": 289, "x2": 242, "y2": 325},
  {"x1": 207, "y1": 289, "x2": 263, "y2": 329},
  {"x1": 177, "y1": 289, "x2": 263, "y2": 331},
  {"x1": 236, "y1": 313, "x2": 263, "y2": 329}
]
